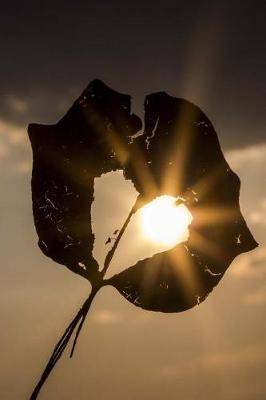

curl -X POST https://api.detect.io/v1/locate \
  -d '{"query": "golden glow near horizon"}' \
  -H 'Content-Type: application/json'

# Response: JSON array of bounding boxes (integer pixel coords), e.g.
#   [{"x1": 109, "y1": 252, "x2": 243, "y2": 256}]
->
[{"x1": 139, "y1": 195, "x2": 193, "y2": 246}]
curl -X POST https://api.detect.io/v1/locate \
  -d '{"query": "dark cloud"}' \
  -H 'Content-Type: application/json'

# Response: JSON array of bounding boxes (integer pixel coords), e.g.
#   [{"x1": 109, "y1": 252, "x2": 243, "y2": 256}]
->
[{"x1": 0, "y1": 1, "x2": 265, "y2": 149}]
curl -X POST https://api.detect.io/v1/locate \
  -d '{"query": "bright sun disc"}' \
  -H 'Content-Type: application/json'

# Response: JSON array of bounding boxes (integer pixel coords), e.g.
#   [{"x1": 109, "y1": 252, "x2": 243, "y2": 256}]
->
[{"x1": 140, "y1": 195, "x2": 193, "y2": 246}]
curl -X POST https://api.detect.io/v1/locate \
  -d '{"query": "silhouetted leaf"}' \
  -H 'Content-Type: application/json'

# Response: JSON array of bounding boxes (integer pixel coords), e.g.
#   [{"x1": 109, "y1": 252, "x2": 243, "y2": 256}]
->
[{"x1": 29, "y1": 79, "x2": 257, "y2": 307}]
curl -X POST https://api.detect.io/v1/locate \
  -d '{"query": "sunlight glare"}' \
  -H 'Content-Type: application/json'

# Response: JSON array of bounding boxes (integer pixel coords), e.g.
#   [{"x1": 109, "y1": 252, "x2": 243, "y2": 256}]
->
[{"x1": 140, "y1": 195, "x2": 193, "y2": 246}]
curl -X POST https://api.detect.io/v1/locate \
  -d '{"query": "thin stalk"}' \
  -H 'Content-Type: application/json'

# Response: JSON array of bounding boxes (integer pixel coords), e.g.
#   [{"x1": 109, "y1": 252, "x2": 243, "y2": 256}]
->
[
  {"x1": 31, "y1": 195, "x2": 141, "y2": 399},
  {"x1": 69, "y1": 284, "x2": 106, "y2": 357},
  {"x1": 69, "y1": 198, "x2": 140, "y2": 358},
  {"x1": 30, "y1": 287, "x2": 98, "y2": 400},
  {"x1": 102, "y1": 195, "x2": 140, "y2": 276}
]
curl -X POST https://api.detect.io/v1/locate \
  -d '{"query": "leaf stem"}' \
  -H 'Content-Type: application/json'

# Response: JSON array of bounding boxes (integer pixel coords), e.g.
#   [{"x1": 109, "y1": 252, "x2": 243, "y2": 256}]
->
[
  {"x1": 31, "y1": 195, "x2": 142, "y2": 399},
  {"x1": 30, "y1": 286, "x2": 99, "y2": 400},
  {"x1": 102, "y1": 195, "x2": 140, "y2": 277}
]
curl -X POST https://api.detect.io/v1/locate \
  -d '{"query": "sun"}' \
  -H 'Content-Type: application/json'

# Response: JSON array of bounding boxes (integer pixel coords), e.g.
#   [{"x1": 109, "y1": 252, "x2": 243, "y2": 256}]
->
[{"x1": 139, "y1": 195, "x2": 193, "y2": 246}]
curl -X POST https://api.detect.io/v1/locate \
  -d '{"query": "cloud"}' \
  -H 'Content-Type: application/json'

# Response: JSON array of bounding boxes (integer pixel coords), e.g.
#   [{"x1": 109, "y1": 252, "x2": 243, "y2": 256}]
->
[
  {"x1": 230, "y1": 246, "x2": 266, "y2": 306},
  {"x1": 4, "y1": 94, "x2": 28, "y2": 114},
  {"x1": 0, "y1": 119, "x2": 27, "y2": 147},
  {"x1": 160, "y1": 344, "x2": 266, "y2": 378},
  {"x1": 0, "y1": 119, "x2": 31, "y2": 175},
  {"x1": 230, "y1": 246, "x2": 266, "y2": 279},
  {"x1": 249, "y1": 198, "x2": 266, "y2": 227},
  {"x1": 14, "y1": 160, "x2": 31, "y2": 174},
  {"x1": 0, "y1": 139, "x2": 9, "y2": 159},
  {"x1": 93, "y1": 310, "x2": 122, "y2": 325},
  {"x1": 225, "y1": 144, "x2": 266, "y2": 170},
  {"x1": 243, "y1": 285, "x2": 266, "y2": 305}
]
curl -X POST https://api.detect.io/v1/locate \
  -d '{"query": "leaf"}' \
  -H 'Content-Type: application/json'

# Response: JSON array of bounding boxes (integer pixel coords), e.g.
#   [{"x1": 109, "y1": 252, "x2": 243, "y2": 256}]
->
[{"x1": 28, "y1": 79, "x2": 257, "y2": 299}]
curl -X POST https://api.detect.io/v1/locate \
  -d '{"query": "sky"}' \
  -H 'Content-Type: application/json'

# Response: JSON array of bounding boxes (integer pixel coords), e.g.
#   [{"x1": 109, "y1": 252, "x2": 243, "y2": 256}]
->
[{"x1": 0, "y1": 1, "x2": 266, "y2": 399}]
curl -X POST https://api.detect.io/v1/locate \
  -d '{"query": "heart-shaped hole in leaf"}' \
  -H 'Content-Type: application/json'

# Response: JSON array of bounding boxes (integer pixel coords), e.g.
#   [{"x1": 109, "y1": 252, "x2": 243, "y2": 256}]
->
[{"x1": 92, "y1": 170, "x2": 193, "y2": 279}]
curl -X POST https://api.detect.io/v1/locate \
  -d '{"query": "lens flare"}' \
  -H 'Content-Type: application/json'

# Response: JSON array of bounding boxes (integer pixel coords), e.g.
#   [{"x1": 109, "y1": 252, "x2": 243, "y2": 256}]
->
[{"x1": 140, "y1": 195, "x2": 193, "y2": 246}]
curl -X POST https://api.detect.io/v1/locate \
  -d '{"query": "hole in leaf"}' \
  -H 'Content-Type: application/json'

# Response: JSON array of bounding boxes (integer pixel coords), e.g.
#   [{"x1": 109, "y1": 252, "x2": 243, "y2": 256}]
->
[
  {"x1": 92, "y1": 170, "x2": 138, "y2": 268},
  {"x1": 92, "y1": 171, "x2": 193, "y2": 279}
]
